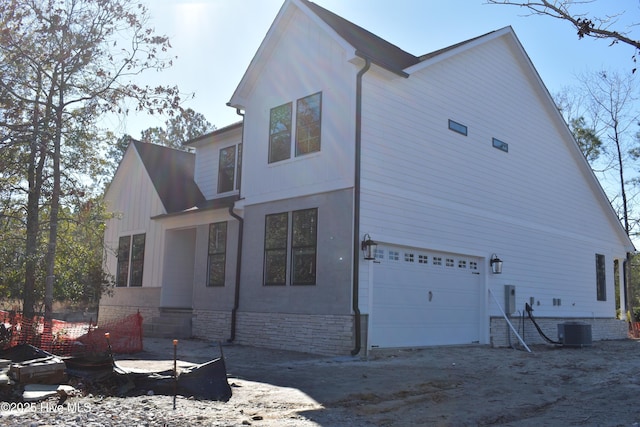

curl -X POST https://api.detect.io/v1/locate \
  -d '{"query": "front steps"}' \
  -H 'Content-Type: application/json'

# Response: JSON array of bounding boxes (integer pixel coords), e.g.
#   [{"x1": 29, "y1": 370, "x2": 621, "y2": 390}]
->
[{"x1": 143, "y1": 307, "x2": 193, "y2": 339}]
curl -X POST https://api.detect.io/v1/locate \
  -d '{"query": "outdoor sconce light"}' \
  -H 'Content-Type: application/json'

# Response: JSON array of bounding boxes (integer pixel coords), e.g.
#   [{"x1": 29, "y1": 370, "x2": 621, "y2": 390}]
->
[
  {"x1": 361, "y1": 234, "x2": 377, "y2": 261},
  {"x1": 490, "y1": 254, "x2": 503, "y2": 274}
]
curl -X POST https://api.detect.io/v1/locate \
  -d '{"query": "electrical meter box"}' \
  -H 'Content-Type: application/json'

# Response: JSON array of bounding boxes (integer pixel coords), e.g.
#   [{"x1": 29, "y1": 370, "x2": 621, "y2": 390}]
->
[{"x1": 504, "y1": 285, "x2": 516, "y2": 314}]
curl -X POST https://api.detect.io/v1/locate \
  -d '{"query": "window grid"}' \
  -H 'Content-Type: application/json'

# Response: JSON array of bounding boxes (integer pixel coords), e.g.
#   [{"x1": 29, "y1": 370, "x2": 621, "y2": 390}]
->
[
  {"x1": 264, "y1": 212, "x2": 288, "y2": 285},
  {"x1": 404, "y1": 253, "x2": 414, "y2": 263},
  {"x1": 207, "y1": 222, "x2": 227, "y2": 287},
  {"x1": 418, "y1": 255, "x2": 428, "y2": 264},
  {"x1": 291, "y1": 208, "x2": 317, "y2": 285}
]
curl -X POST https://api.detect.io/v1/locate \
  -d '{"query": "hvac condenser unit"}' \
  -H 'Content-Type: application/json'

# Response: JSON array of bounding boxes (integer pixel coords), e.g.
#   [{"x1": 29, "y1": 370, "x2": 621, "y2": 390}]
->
[{"x1": 557, "y1": 322, "x2": 592, "y2": 347}]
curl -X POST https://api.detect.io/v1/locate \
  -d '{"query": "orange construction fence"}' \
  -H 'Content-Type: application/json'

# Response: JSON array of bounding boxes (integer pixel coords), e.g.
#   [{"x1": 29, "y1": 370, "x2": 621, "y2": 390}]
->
[{"x1": 0, "y1": 310, "x2": 143, "y2": 356}]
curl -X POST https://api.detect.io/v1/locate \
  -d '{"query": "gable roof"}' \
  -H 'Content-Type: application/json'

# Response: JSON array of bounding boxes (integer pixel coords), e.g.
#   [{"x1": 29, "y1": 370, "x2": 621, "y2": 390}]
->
[
  {"x1": 132, "y1": 140, "x2": 205, "y2": 214},
  {"x1": 300, "y1": 0, "x2": 419, "y2": 74}
]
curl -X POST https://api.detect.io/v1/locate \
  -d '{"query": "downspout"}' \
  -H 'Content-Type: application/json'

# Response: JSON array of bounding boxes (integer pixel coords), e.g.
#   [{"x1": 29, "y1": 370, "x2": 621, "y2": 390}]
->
[
  {"x1": 352, "y1": 57, "x2": 371, "y2": 356},
  {"x1": 228, "y1": 107, "x2": 245, "y2": 343}
]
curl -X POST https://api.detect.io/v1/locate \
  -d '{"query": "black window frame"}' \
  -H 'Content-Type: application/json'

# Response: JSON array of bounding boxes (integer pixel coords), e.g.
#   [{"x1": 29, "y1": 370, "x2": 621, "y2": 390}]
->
[
  {"x1": 596, "y1": 253, "x2": 606, "y2": 301},
  {"x1": 217, "y1": 146, "x2": 237, "y2": 194},
  {"x1": 116, "y1": 233, "x2": 145, "y2": 287},
  {"x1": 448, "y1": 119, "x2": 467, "y2": 136},
  {"x1": 295, "y1": 92, "x2": 322, "y2": 157},
  {"x1": 207, "y1": 221, "x2": 228, "y2": 287},
  {"x1": 291, "y1": 208, "x2": 317, "y2": 285},
  {"x1": 264, "y1": 212, "x2": 289, "y2": 286},
  {"x1": 268, "y1": 102, "x2": 292, "y2": 163}
]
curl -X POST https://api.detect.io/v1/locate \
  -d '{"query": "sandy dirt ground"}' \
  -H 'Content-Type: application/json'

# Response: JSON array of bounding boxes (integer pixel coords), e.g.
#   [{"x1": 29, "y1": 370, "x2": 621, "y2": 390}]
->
[
  {"x1": 3, "y1": 337, "x2": 640, "y2": 426},
  {"x1": 120, "y1": 337, "x2": 640, "y2": 426}
]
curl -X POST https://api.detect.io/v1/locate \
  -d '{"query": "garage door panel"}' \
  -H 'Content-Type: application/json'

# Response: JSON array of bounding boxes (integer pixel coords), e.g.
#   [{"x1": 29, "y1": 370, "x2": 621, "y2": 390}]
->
[{"x1": 371, "y1": 246, "x2": 483, "y2": 348}]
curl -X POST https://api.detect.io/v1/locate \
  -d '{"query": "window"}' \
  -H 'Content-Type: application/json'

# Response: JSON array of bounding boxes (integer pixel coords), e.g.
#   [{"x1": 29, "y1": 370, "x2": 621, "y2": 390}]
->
[
  {"x1": 207, "y1": 222, "x2": 227, "y2": 287},
  {"x1": 291, "y1": 209, "x2": 317, "y2": 285},
  {"x1": 218, "y1": 144, "x2": 242, "y2": 193},
  {"x1": 404, "y1": 253, "x2": 414, "y2": 263},
  {"x1": 269, "y1": 92, "x2": 322, "y2": 163},
  {"x1": 296, "y1": 93, "x2": 322, "y2": 156},
  {"x1": 596, "y1": 254, "x2": 606, "y2": 301},
  {"x1": 116, "y1": 233, "x2": 145, "y2": 287},
  {"x1": 264, "y1": 213, "x2": 288, "y2": 285},
  {"x1": 448, "y1": 119, "x2": 467, "y2": 136},
  {"x1": 269, "y1": 102, "x2": 292, "y2": 163},
  {"x1": 492, "y1": 137, "x2": 509, "y2": 153},
  {"x1": 264, "y1": 209, "x2": 318, "y2": 286}
]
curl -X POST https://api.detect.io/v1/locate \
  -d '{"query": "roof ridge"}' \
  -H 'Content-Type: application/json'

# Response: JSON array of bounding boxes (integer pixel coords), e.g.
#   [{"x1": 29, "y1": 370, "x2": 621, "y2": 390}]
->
[{"x1": 300, "y1": 0, "x2": 419, "y2": 73}]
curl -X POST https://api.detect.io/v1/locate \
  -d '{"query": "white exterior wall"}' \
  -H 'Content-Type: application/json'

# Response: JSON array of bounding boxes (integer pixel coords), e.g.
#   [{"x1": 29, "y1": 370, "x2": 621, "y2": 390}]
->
[
  {"x1": 192, "y1": 127, "x2": 242, "y2": 199},
  {"x1": 239, "y1": 7, "x2": 356, "y2": 206},
  {"x1": 103, "y1": 146, "x2": 166, "y2": 288},
  {"x1": 358, "y1": 34, "x2": 628, "y2": 320}
]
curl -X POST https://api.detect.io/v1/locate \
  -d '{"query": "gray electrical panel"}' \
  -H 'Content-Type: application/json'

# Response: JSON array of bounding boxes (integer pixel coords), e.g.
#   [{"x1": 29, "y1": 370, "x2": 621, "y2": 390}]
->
[{"x1": 504, "y1": 285, "x2": 516, "y2": 314}]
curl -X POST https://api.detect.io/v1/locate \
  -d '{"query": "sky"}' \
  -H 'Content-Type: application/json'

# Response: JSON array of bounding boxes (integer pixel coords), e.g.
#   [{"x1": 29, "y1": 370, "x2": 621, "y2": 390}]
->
[{"x1": 113, "y1": 0, "x2": 640, "y2": 137}]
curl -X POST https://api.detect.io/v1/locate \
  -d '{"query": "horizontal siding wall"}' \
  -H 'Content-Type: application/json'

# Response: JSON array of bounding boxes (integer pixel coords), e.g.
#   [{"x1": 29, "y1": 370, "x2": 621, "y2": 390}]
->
[
  {"x1": 193, "y1": 127, "x2": 242, "y2": 199},
  {"x1": 240, "y1": 7, "x2": 355, "y2": 206},
  {"x1": 359, "y1": 35, "x2": 627, "y2": 319}
]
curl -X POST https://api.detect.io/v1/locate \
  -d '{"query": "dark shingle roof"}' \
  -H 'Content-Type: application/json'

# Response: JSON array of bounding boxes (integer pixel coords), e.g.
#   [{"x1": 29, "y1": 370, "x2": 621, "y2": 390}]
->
[
  {"x1": 132, "y1": 140, "x2": 205, "y2": 214},
  {"x1": 301, "y1": 0, "x2": 419, "y2": 74}
]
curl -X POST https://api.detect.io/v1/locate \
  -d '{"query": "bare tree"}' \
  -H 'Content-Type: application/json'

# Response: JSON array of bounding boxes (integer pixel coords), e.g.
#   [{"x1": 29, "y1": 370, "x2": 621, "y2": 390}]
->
[
  {"x1": 0, "y1": 0, "x2": 184, "y2": 318},
  {"x1": 487, "y1": 1, "x2": 640, "y2": 68}
]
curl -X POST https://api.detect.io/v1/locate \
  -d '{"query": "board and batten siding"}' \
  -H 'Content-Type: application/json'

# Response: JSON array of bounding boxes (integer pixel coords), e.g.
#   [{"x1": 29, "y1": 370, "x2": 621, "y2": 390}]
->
[
  {"x1": 239, "y1": 6, "x2": 356, "y2": 207},
  {"x1": 103, "y1": 146, "x2": 166, "y2": 288},
  {"x1": 358, "y1": 34, "x2": 627, "y2": 319}
]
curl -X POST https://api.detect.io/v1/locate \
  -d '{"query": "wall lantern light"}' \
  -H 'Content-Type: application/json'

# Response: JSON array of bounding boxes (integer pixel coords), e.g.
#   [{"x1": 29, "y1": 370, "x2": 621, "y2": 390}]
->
[
  {"x1": 361, "y1": 234, "x2": 378, "y2": 261},
  {"x1": 490, "y1": 254, "x2": 503, "y2": 274}
]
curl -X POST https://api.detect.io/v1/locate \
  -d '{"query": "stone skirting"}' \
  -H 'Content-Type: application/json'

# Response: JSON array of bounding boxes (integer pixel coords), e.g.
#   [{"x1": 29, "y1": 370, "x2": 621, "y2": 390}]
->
[
  {"x1": 490, "y1": 316, "x2": 629, "y2": 348},
  {"x1": 98, "y1": 304, "x2": 159, "y2": 327},
  {"x1": 98, "y1": 287, "x2": 161, "y2": 327},
  {"x1": 234, "y1": 312, "x2": 355, "y2": 355},
  {"x1": 192, "y1": 309, "x2": 233, "y2": 342}
]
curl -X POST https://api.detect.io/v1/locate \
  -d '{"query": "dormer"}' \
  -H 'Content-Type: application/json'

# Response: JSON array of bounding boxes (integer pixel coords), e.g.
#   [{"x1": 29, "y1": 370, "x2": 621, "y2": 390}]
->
[{"x1": 185, "y1": 122, "x2": 243, "y2": 200}]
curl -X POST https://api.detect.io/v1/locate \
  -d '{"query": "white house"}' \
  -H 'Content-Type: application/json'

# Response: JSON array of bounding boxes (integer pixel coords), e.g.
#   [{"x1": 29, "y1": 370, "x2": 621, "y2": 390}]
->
[{"x1": 99, "y1": 0, "x2": 634, "y2": 355}]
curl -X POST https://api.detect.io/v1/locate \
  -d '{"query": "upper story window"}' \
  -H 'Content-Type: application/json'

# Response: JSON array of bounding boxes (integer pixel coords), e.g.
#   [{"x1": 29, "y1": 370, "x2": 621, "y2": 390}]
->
[
  {"x1": 269, "y1": 92, "x2": 322, "y2": 163},
  {"x1": 218, "y1": 144, "x2": 242, "y2": 193},
  {"x1": 116, "y1": 233, "x2": 145, "y2": 287},
  {"x1": 296, "y1": 93, "x2": 322, "y2": 156}
]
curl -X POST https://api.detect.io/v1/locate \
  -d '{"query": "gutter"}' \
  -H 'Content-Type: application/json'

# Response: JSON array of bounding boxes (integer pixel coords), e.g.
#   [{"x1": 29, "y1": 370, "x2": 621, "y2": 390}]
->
[
  {"x1": 351, "y1": 57, "x2": 371, "y2": 356},
  {"x1": 228, "y1": 107, "x2": 245, "y2": 343}
]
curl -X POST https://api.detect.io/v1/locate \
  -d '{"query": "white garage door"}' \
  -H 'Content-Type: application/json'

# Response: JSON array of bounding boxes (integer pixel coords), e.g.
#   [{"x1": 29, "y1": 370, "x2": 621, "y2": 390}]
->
[{"x1": 370, "y1": 246, "x2": 483, "y2": 348}]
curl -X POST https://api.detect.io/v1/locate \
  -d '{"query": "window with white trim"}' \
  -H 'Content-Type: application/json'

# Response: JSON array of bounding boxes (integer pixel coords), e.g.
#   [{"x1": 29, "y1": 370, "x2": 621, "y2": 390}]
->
[
  {"x1": 269, "y1": 92, "x2": 322, "y2": 163},
  {"x1": 218, "y1": 144, "x2": 242, "y2": 193}
]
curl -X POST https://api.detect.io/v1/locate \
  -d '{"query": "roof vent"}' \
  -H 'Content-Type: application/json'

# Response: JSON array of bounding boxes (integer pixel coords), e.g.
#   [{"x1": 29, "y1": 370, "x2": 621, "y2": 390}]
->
[{"x1": 557, "y1": 322, "x2": 592, "y2": 347}]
